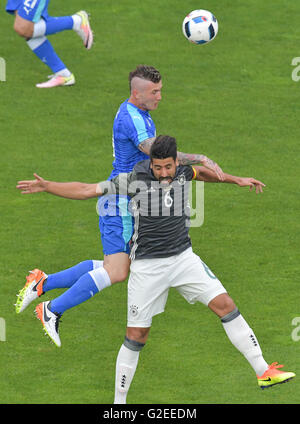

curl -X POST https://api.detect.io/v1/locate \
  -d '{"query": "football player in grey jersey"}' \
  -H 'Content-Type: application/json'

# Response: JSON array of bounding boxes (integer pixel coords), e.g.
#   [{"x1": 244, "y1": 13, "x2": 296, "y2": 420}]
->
[{"x1": 17, "y1": 135, "x2": 295, "y2": 401}]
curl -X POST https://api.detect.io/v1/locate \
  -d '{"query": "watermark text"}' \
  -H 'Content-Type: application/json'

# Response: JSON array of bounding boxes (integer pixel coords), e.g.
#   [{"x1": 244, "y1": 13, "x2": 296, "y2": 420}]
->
[
  {"x1": 291, "y1": 57, "x2": 300, "y2": 82},
  {"x1": 291, "y1": 317, "x2": 300, "y2": 341},
  {"x1": 0, "y1": 57, "x2": 6, "y2": 82},
  {"x1": 96, "y1": 177, "x2": 204, "y2": 228},
  {"x1": 0, "y1": 318, "x2": 6, "y2": 341}
]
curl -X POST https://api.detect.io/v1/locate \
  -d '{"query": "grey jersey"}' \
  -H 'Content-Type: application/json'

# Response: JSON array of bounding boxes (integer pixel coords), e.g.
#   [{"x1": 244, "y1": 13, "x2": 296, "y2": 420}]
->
[{"x1": 99, "y1": 160, "x2": 196, "y2": 260}]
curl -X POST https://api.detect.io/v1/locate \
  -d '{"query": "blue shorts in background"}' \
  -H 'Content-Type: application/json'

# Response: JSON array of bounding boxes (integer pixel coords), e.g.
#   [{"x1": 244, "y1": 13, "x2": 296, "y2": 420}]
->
[
  {"x1": 6, "y1": 0, "x2": 50, "y2": 22},
  {"x1": 97, "y1": 195, "x2": 133, "y2": 256}
]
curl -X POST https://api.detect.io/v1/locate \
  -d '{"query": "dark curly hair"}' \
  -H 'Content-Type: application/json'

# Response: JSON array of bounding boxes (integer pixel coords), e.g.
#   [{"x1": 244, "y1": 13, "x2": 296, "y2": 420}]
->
[{"x1": 150, "y1": 135, "x2": 177, "y2": 162}]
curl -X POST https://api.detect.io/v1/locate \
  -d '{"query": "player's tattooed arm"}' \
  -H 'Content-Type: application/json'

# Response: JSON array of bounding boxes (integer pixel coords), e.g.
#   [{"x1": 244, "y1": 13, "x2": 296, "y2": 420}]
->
[
  {"x1": 177, "y1": 152, "x2": 205, "y2": 166},
  {"x1": 177, "y1": 152, "x2": 225, "y2": 181},
  {"x1": 138, "y1": 138, "x2": 224, "y2": 180},
  {"x1": 138, "y1": 137, "x2": 156, "y2": 155}
]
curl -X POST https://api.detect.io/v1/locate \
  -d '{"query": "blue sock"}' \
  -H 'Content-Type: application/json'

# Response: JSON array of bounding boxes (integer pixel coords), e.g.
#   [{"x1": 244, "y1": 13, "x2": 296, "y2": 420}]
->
[
  {"x1": 43, "y1": 260, "x2": 95, "y2": 292},
  {"x1": 45, "y1": 16, "x2": 74, "y2": 35},
  {"x1": 49, "y1": 268, "x2": 110, "y2": 315},
  {"x1": 30, "y1": 38, "x2": 66, "y2": 73}
]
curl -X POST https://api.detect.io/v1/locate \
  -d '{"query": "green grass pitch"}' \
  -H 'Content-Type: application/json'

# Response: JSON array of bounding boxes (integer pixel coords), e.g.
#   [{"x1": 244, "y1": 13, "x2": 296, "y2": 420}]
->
[{"x1": 0, "y1": 0, "x2": 299, "y2": 405}]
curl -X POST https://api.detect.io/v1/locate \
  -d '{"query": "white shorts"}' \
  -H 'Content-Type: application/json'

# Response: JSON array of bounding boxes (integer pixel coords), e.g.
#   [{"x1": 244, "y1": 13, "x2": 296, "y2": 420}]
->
[{"x1": 127, "y1": 247, "x2": 227, "y2": 328}]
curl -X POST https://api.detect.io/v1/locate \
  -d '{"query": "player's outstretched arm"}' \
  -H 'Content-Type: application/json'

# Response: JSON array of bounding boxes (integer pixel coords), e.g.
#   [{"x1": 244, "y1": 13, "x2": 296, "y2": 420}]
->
[
  {"x1": 16, "y1": 173, "x2": 101, "y2": 200},
  {"x1": 177, "y1": 152, "x2": 224, "y2": 181},
  {"x1": 194, "y1": 166, "x2": 266, "y2": 194},
  {"x1": 138, "y1": 138, "x2": 224, "y2": 180},
  {"x1": 234, "y1": 176, "x2": 266, "y2": 194}
]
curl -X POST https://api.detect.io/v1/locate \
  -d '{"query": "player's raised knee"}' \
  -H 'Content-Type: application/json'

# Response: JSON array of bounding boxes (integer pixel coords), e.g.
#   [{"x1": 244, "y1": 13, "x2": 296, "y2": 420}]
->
[
  {"x1": 126, "y1": 327, "x2": 150, "y2": 345},
  {"x1": 208, "y1": 293, "x2": 236, "y2": 318},
  {"x1": 13, "y1": 16, "x2": 33, "y2": 38},
  {"x1": 221, "y1": 294, "x2": 236, "y2": 312},
  {"x1": 116, "y1": 268, "x2": 130, "y2": 283},
  {"x1": 106, "y1": 266, "x2": 129, "y2": 284}
]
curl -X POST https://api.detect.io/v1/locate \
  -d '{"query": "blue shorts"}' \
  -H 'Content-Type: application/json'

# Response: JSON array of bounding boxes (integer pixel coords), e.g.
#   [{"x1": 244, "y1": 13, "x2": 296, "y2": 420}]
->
[
  {"x1": 6, "y1": 0, "x2": 49, "y2": 23},
  {"x1": 97, "y1": 195, "x2": 134, "y2": 256}
]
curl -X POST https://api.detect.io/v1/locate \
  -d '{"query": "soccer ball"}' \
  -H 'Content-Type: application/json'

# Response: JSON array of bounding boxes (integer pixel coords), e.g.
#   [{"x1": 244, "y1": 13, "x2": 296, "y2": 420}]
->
[{"x1": 182, "y1": 9, "x2": 218, "y2": 45}]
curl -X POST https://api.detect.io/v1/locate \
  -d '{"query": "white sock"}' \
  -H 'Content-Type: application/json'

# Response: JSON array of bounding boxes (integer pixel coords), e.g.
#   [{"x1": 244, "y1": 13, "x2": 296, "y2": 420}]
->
[
  {"x1": 72, "y1": 14, "x2": 82, "y2": 31},
  {"x1": 55, "y1": 68, "x2": 72, "y2": 78},
  {"x1": 26, "y1": 35, "x2": 46, "y2": 51},
  {"x1": 32, "y1": 19, "x2": 46, "y2": 38},
  {"x1": 92, "y1": 260, "x2": 104, "y2": 269},
  {"x1": 221, "y1": 310, "x2": 269, "y2": 376},
  {"x1": 88, "y1": 267, "x2": 111, "y2": 292},
  {"x1": 114, "y1": 344, "x2": 140, "y2": 404}
]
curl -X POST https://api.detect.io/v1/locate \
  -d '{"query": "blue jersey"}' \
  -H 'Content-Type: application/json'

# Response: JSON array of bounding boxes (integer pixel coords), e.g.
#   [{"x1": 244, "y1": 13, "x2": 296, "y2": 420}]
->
[
  {"x1": 98, "y1": 99, "x2": 156, "y2": 255},
  {"x1": 108, "y1": 99, "x2": 156, "y2": 180},
  {"x1": 6, "y1": 0, "x2": 23, "y2": 13},
  {"x1": 6, "y1": 0, "x2": 50, "y2": 21}
]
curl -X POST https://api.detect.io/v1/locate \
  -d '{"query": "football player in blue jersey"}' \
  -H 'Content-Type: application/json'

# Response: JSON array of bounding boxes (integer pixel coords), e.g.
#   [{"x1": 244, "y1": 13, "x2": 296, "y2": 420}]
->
[
  {"x1": 5, "y1": 0, "x2": 93, "y2": 87},
  {"x1": 15, "y1": 65, "x2": 225, "y2": 346}
]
